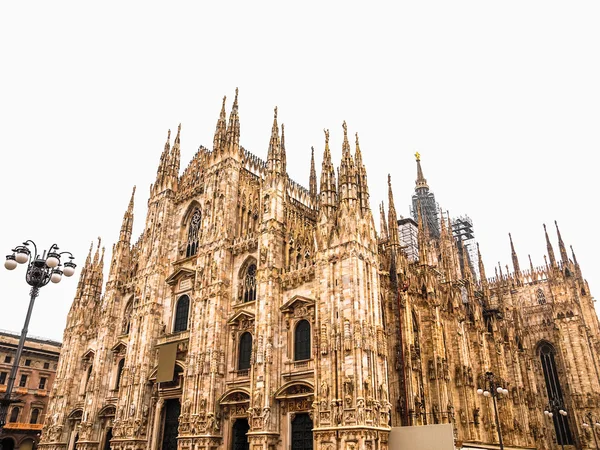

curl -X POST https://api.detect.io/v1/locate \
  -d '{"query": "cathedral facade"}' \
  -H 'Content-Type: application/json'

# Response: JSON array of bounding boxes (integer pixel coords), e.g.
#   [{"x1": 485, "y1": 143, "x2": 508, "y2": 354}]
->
[{"x1": 39, "y1": 91, "x2": 600, "y2": 450}]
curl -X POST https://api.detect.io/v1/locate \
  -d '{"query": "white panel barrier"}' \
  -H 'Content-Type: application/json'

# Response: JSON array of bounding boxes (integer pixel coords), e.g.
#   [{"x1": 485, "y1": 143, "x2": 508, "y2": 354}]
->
[{"x1": 389, "y1": 424, "x2": 455, "y2": 450}]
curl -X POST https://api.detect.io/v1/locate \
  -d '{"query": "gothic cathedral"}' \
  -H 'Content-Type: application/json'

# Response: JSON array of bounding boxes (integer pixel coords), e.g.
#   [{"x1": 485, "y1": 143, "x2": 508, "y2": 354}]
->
[{"x1": 39, "y1": 90, "x2": 600, "y2": 450}]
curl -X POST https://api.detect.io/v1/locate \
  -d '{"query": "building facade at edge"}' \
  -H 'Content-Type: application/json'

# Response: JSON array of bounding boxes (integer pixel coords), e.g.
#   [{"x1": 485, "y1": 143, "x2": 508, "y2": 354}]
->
[
  {"x1": 1, "y1": 331, "x2": 61, "y2": 450},
  {"x1": 38, "y1": 92, "x2": 600, "y2": 450}
]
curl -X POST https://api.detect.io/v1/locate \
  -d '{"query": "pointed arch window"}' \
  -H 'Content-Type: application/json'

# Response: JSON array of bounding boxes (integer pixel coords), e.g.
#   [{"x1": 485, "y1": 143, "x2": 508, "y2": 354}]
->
[
  {"x1": 30, "y1": 408, "x2": 40, "y2": 424},
  {"x1": 539, "y1": 342, "x2": 573, "y2": 445},
  {"x1": 115, "y1": 358, "x2": 125, "y2": 390},
  {"x1": 242, "y1": 263, "x2": 257, "y2": 303},
  {"x1": 238, "y1": 332, "x2": 252, "y2": 371},
  {"x1": 186, "y1": 209, "x2": 201, "y2": 258},
  {"x1": 294, "y1": 320, "x2": 311, "y2": 361},
  {"x1": 174, "y1": 295, "x2": 190, "y2": 332},
  {"x1": 537, "y1": 288, "x2": 547, "y2": 305}
]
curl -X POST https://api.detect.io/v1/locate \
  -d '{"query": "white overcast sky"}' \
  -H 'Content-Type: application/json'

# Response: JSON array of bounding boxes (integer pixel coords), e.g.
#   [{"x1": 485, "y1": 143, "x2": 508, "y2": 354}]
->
[{"x1": 1, "y1": 2, "x2": 599, "y2": 341}]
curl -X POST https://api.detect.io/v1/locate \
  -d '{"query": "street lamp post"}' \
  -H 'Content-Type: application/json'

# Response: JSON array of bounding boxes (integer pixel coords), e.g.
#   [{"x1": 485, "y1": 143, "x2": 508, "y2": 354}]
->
[
  {"x1": 543, "y1": 398, "x2": 569, "y2": 450},
  {"x1": 0, "y1": 241, "x2": 76, "y2": 436},
  {"x1": 477, "y1": 371, "x2": 509, "y2": 450},
  {"x1": 582, "y1": 412, "x2": 600, "y2": 450}
]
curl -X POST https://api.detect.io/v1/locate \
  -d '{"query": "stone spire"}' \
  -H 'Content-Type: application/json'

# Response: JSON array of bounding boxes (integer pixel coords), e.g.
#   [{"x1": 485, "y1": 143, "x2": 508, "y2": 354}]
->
[
  {"x1": 387, "y1": 174, "x2": 399, "y2": 247},
  {"x1": 119, "y1": 186, "x2": 136, "y2": 245},
  {"x1": 156, "y1": 129, "x2": 171, "y2": 179},
  {"x1": 280, "y1": 123, "x2": 287, "y2": 174},
  {"x1": 477, "y1": 242, "x2": 488, "y2": 287},
  {"x1": 338, "y1": 121, "x2": 357, "y2": 204},
  {"x1": 213, "y1": 95, "x2": 227, "y2": 153},
  {"x1": 379, "y1": 202, "x2": 389, "y2": 241},
  {"x1": 461, "y1": 239, "x2": 473, "y2": 281},
  {"x1": 319, "y1": 129, "x2": 337, "y2": 215},
  {"x1": 309, "y1": 146, "x2": 317, "y2": 200},
  {"x1": 415, "y1": 151, "x2": 428, "y2": 190},
  {"x1": 266, "y1": 107, "x2": 286, "y2": 178},
  {"x1": 152, "y1": 128, "x2": 180, "y2": 196},
  {"x1": 170, "y1": 124, "x2": 181, "y2": 181},
  {"x1": 509, "y1": 233, "x2": 521, "y2": 276},
  {"x1": 543, "y1": 223, "x2": 557, "y2": 267},
  {"x1": 355, "y1": 132, "x2": 370, "y2": 214},
  {"x1": 555, "y1": 220, "x2": 569, "y2": 264},
  {"x1": 411, "y1": 152, "x2": 440, "y2": 238},
  {"x1": 571, "y1": 245, "x2": 582, "y2": 278},
  {"x1": 570, "y1": 245, "x2": 579, "y2": 266},
  {"x1": 225, "y1": 88, "x2": 240, "y2": 156}
]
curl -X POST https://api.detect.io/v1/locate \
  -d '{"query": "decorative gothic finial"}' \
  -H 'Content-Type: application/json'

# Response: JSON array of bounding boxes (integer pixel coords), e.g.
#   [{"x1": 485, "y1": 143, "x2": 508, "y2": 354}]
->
[
  {"x1": 167, "y1": 129, "x2": 171, "y2": 141},
  {"x1": 324, "y1": 129, "x2": 329, "y2": 144},
  {"x1": 274, "y1": 106, "x2": 278, "y2": 119},
  {"x1": 342, "y1": 120, "x2": 348, "y2": 136},
  {"x1": 415, "y1": 151, "x2": 421, "y2": 161}
]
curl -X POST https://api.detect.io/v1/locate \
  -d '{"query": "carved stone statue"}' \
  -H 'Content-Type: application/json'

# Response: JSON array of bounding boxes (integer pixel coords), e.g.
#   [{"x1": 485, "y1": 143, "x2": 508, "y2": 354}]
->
[
  {"x1": 356, "y1": 398, "x2": 365, "y2": 424},
  {"x1": 263, "y1": 407, "x2": 271, "y2": 429},
  {"x1": 320, "y1": 380, "x2": 329, "y2": 399}
]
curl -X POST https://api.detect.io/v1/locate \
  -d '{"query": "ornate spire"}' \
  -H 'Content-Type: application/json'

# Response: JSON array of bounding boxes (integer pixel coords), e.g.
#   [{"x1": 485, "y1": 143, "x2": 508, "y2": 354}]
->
[
  {"x1": 509, "y1": 233, "x2": 521, "y2": 276},
  {"x1": 554, "y1": 220, "x2": 569, "y2": 264},
  {"x1": 338, "y1": 121, "x2": 356, "y2": 202},
  {"x1": 379, "y1": 202, "x2": 389, "y2": 240},
  {"x1": 309, "y1": 146, "x2": 317, "y2": 200},
  {"x1": 266, "y1": 107, "x2": 285, "y2": 177},
  {"x1": 213, "y1": 95, "x2": 227, "y2": 152},
  {"x1": 156, "y1": 129, "x2": 171, "y2": 178},
  {"x1": 92, "y1": 237, "x2": 102, "y2": 266},
  {"x1": 319, "y1": 129, "x2": 337, "y2": 213},
  {"x1": 280, "y1": 123, "x2": 287, "y2": 174},
  {"x1": 387, "y1": 174, "x2": 399, "y2": 246},
  {"x1": 570, "y1": 245, "x2": 579, "y2": 266},
  {"x1": 477, "y1": 242, "x2": 487, "y2": 286},
  {"x1": 225, "y1": 88, "x2": 240, "y2": 156},
  {"x1": 543, "y1": 223, "x2": 557, "y2": 267},
  {"x1": 170, "y1": 124, "x2": 181, "y2": 178},
  {"x1": 355, "y1": 132, "x2": 370, "y2": 213},
  {"x1": 119, "y1": 186, "x2": 136, "y2": 244},
  {"x1": 528, "y1": 254, "x2": 535, "y2": 277},
  {"x1": 415, "y1": 151, "x2": 428, "y2": 190},
  {"x1": 84, "y1": 241, "x2": 94, "y2": 267},
  {"x1": 460, "y1": 240, "x2": 473, "y2": 281}
]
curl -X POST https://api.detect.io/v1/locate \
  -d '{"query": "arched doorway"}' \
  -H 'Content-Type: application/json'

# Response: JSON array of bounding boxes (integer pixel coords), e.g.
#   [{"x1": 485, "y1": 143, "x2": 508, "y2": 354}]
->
[
  {"x1": 291, "y1": 413, "x2": 313, "y2": 450},
  {"x1": 231, "y1": 418, "x2": 250, "y2": 450},
  {"x1": 1, "y1": 438, "x2": 15, "y2": 450},
  {"x1": 161, "y1": 399, "x2": 181, "y2": 450}
]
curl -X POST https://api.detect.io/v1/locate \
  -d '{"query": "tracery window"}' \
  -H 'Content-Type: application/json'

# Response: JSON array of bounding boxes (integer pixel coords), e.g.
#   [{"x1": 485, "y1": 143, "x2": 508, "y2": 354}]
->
[
  {"x1": 186, "y1": 209, "x2": 201, "y2": 258},
  {"x1": 173, "y1": 295, "x2": 190, "y2": 332},
  {"x1": 238, "y1": 332, "x2": 252, "y2": 371},
  {"x1": 241, "y1": 263, "x2": 257, "y2": 303},
  {"x1": 537, "y1": 288, "x2": 546, "y2": 305},
  {"x1": 539, "y1": 342, "x2": 573, "y2": 445},
  {"x1": 294, "y1": 320, "x2": 311, "y2": 361}
]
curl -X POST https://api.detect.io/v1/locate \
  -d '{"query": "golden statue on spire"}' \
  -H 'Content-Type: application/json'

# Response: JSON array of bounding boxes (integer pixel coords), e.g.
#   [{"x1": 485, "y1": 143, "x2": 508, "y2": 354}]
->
[{"x1": 415, "y1": 151, "x2": 421, "y2": 161}]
